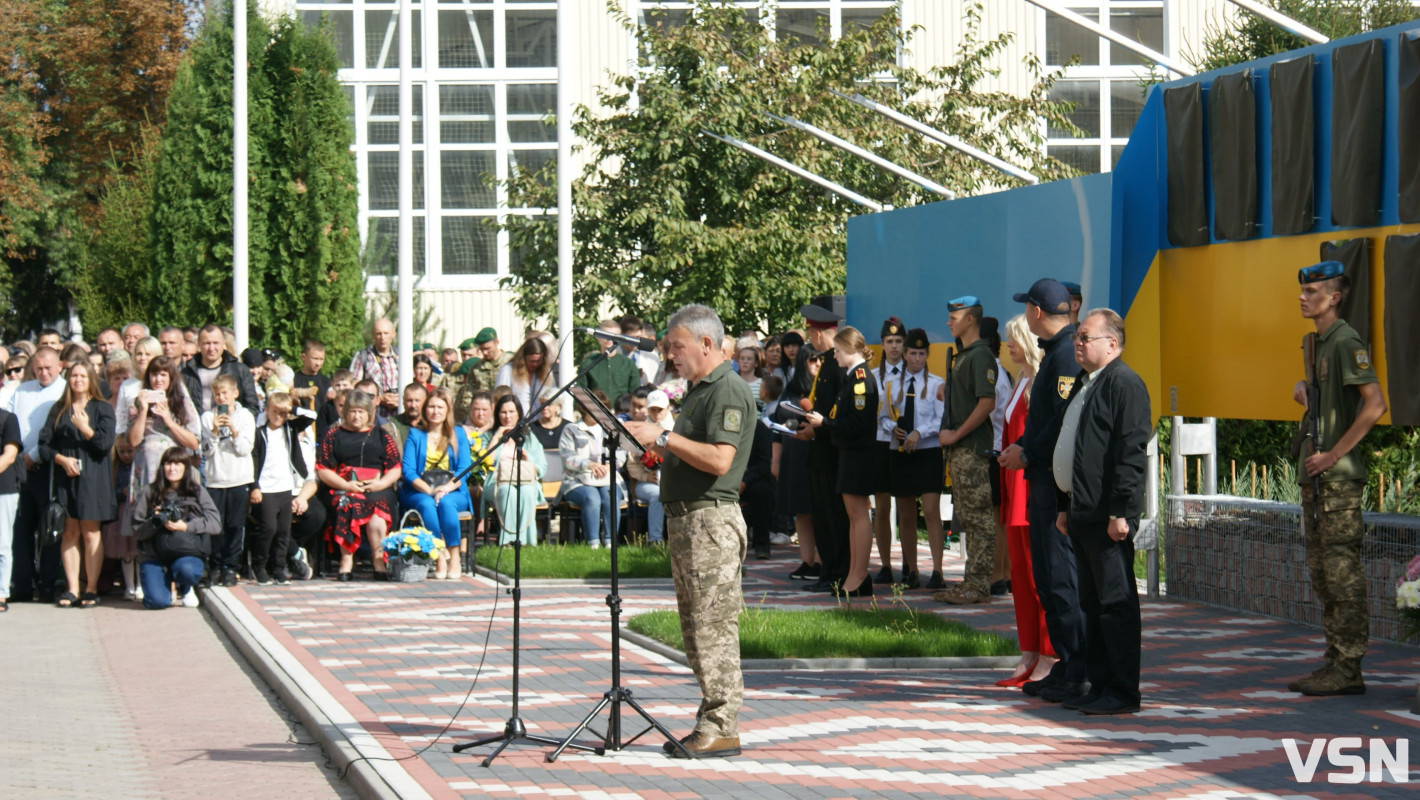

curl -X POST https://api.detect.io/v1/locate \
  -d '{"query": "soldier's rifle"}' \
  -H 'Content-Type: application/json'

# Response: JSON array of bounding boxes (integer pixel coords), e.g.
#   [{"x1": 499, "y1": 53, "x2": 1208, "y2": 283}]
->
[{"x1": 1302, "y1": 332, "x2": 1321, "y2": 533}]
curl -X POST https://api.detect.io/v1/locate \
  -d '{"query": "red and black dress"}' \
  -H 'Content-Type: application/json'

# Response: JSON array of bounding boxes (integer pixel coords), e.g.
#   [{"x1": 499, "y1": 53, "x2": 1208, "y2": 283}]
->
[{"x1": 318, "y1": 425, "x2": 400, "y2": 554}]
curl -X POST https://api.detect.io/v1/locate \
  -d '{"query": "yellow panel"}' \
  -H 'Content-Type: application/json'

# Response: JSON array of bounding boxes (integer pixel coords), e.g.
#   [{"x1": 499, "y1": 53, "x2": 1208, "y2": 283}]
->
[
  {"x1": 1123, "y1": 255, "x2": 1164, "y2": 420},
  {"x1": 1157, "y1": 224, "x2": 1415, "y2": 423}
]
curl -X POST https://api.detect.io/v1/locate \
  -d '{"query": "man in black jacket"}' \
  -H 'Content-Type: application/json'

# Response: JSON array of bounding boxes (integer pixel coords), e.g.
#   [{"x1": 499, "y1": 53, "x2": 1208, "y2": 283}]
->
[
  {"x1": 182, "y1": 324, "x2": 260, "y2": 415},
  {"x1": 998, "y1": 278, "x2": 1086, "y2": 702},
  {"x1": 1053, "y1": 308, "x2": 1151, "y2": 715}
]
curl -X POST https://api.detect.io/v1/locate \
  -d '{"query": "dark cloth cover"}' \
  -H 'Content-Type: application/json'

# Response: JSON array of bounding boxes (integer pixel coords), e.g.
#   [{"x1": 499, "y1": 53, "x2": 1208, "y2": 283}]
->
[
  {"x1": 1330, "y1": 39, "x2": 1385, "y2": 227},
  {"x1": 1269, "y1": 56, "x2": 1315, "y2": 235},
  {"x1": 1399, "y1": 33, "x2": 1420, "y2": 223},
  {"x1": 1164, "y1": 83, "x2": 1209, "y2": 247},
  {"x1": 1383, "y1": 234, "x2": 1420, "y2": 425},
  {"x1": 1209, "y1": 70, "x2": 1258, "y2": 241},
  {"x1": 1319, "y1": 238, "x2": 1372, "y2": 344}
]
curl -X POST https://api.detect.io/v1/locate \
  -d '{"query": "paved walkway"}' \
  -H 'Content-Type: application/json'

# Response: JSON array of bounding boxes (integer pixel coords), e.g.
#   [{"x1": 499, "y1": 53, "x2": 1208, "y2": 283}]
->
[
  {"x1": 215, "y1": 543, "x2": 1420, "y2": 798},
  {"x1": 0, "y1": 598, "x2": 356, "y2": 799}
]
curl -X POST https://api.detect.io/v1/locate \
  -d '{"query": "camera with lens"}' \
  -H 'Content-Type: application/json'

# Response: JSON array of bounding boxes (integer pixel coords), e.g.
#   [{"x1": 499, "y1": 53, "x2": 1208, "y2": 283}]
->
[{"x1": 153, "y1": 500, "x2": 182, "y2": 526}]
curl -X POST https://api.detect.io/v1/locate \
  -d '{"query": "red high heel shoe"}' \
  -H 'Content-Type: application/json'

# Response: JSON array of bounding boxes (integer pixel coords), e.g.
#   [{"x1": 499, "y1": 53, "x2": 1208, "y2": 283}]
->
[{"x1": 995, "y1": 656, "x2": 1039, "y2": 687}]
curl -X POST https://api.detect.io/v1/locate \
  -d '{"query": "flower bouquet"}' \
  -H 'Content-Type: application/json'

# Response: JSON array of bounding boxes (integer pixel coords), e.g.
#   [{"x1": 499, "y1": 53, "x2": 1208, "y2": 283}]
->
[
  {"x1": 1397, "y1": 554, "x2": 1420, "y2": 640},
  {"x1": 381, "y1": 526, "x2": 446, "y2": 582}
]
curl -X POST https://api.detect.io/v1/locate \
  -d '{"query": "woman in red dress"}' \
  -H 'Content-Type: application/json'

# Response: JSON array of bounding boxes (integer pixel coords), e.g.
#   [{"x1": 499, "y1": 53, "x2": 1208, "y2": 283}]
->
[
  {"x1": 996, "y1": 315, "x2": 1056, "y2": 686},
  {"x1": 316, "y1": 390, "x2": 402, "y2": 581}
]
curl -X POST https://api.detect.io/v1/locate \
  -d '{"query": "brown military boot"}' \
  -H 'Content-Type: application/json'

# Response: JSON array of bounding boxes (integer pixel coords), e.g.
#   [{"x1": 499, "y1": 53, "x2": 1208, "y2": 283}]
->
[
  {"x1": 1286, "y1": 664, "x2": 1332, "y2": 693},
  {"x1": 666, "y1": 730, "x2": 741, "y2": 759},
  {"x1": 936, "y1": 586, "x2": 990, "y2": 605},
  {"x1": 1296, "y1": 663, "x2": 1365, "y2": 696}
]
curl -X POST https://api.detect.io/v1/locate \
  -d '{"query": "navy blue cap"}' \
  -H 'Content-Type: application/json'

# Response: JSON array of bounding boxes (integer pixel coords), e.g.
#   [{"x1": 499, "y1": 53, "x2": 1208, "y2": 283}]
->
[
  {"x1": 1012, "y1": 278, "x2": 1072, "y2": 315},
  {"x1": 905, "y1": 328, "x2": 930, "y2": 350},
  {"x1": 1060, "y1": 281, "x2": 1082, "y2": 297},
  {"x1": 947, "y1": 296, "x2": 981, "y2": 312},
  {"x1": 801, "y1": 303, "x2": 843, "y2": 327},
  {"x1": 1299, "y1": 260, "x2": 1345, "y2": 285}
]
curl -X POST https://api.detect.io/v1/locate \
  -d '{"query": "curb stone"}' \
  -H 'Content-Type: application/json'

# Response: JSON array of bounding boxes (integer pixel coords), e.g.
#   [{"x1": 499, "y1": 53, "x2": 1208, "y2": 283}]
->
[{"x1": 619, "y1": 628, "x2": 1019, "y2": 672}]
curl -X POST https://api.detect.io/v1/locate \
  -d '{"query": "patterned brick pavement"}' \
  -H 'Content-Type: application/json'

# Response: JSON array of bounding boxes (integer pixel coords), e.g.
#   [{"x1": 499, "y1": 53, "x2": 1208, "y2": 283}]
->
[{"x1": 222, "y1": 544, "x2": 1419, "y2": 799}]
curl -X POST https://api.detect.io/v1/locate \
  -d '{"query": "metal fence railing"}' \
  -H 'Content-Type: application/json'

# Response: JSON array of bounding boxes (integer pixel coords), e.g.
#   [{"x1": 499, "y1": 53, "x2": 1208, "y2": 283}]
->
[{"x1": 1166, "y1": 494, "x2": 1420, "y2": 644}]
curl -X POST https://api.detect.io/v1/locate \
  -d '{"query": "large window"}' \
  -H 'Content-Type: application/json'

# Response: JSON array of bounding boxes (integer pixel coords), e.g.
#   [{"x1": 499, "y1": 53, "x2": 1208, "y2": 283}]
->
[
  {"x1": 297, "y1": 0, "x2": 556, "y2": 284},
  {"x1": 637, "y1": 1, "x2": 897, "y2": 46},
  {"x1": 1042, "y1": 1, "x2": 1163, "y2": 174}
]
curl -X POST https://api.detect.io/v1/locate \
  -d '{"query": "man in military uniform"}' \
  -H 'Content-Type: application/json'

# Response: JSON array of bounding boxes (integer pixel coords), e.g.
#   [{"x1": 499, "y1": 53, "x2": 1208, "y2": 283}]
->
[
  {"x1": 1288, "y1": 260, "x2": 1387, "y2": 696},
  {"x1": 999, "y1": 278, "x2": 1088, "y2": 702},
  {"x1": 935, "y1": 297, "x2": 998, "y2": 605},
  {"x1": 796, "y1": 303, "x2": 851, "y2": 593},
  {"x1": 626, "y1": 304, "x2": 756, "y2": 759},
  {"x1": 453, "y1": 327, "x2": 512, "y2": 422}
]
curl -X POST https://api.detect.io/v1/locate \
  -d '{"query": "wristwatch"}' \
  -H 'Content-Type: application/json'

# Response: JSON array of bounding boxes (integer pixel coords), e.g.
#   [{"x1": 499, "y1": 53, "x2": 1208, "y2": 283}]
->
[{"x1": 655, "y1": 430, "x2": 670, "y2": 450}]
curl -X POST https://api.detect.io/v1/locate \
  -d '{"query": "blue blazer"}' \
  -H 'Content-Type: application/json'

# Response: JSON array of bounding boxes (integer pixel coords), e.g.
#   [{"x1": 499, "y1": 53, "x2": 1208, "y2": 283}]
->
[{"x1": 399, "y1": 426, "x2": 472, "y2": 503}]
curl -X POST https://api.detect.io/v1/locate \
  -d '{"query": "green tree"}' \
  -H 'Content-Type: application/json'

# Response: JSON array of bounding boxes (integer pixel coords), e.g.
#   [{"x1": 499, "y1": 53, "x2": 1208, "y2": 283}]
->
[
  {"x1": 501, "y1": 1, "x2": 1077, "y2": 337},
  {"x1": 1191, "y1": 0, "x2": 1419, "y2": 72},
  {"x1": 148, "y1": 9, "x2": 364, "y2": 369}
]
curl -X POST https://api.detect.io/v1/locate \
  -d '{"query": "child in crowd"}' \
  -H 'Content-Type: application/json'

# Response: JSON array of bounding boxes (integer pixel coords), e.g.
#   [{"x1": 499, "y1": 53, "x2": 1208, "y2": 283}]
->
[
  {"x1": 293, "y1": 339, "x2": 329, "y2": 413},
  {"x1": 317, "y1": 368, "x2": 354, "y2": 439},
  {"x1": 646, "y1": 389, "x2": 675, "y2": 431},
  {"x1": 200, "y1": 374, "x2": 256, "y2": 586},
  {"x1": 249, "y1": 392, "x2": 316, "y2": 585}
]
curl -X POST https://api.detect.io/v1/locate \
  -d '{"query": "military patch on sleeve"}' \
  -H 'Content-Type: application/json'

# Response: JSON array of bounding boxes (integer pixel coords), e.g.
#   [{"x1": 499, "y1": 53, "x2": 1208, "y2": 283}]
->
[
  {"x1": 1354, "y1": 349, "x2": 1371, "y2": 370},
  {"x1": 854, "y1": 396, "x2": 866, "y2": 410},
  {"x1": 1058, "y1": 376, "x2": 1075, "y2": 399},
  {"x1": 853, "y1": 381, "x2": 866, "y2": 395},
  {"x1": 986, "y1": 368, "x2": 997, "y2": 384},
  {"x1": 854, "y1": 367, "x2": 867, "y2": 380},
  {"x1": 723, "y1": 407, "x2": 743, "y2": 433}
]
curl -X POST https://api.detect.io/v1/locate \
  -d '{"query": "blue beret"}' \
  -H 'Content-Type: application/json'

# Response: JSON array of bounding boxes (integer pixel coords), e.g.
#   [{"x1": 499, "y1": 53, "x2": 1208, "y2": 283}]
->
[
  {"x1": 1060, "y1": 281, "x2": 1082, "y2": 297},
  {"x1": 1299, "y1": 260, "x2": 1345, "y2": 285},
  {"x1": 947, "y1": 296, "x2": 981, "y2": 311}
]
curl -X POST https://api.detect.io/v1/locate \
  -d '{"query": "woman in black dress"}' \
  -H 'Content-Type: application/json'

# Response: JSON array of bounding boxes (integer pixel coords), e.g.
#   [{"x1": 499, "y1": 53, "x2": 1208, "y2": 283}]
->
[
  {"x1": 772, "y1": 345, "x2": 820, "y2": 581},
  {"x1": 804, "y1": 327, "x2": 878, "y2": 598},
  {"x1": 316, "y1": 390, "x2": 402, "y2": 581},
  {"x1": 39, "y1": 361, "x2": 117, "y2": 607}
]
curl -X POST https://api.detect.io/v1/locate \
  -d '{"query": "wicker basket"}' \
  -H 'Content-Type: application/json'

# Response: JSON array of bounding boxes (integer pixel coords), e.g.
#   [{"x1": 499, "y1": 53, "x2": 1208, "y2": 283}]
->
[{"x1": 388, "y1": 556, "x2": 432, "y2": 583}]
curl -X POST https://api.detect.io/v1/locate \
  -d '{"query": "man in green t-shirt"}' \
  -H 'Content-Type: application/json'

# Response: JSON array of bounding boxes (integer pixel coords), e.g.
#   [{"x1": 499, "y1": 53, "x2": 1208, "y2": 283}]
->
[
  {"x1": 627, "y1": 304, "x2": 755, "y2": 760},
  {"x1": 935, "y1": 296, "x2": 998, "y2": 605},
  {"x1": 1287, "y1": 260, "x2": 1387, "y2": 697},
  {"x1": 578, "y1": 319, "x2": 642, "y2": 401}
]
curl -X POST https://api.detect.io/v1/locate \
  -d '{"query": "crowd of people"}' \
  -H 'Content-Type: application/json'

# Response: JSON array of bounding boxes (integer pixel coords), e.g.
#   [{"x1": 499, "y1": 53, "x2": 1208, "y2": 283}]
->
[{"x1": 0, "y1": 261, "x2": 1380, "y2": 716}]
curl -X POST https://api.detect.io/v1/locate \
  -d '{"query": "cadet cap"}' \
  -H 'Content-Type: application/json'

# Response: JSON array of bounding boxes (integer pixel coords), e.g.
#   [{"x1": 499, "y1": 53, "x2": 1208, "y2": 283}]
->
[
  {"x1": 1012, "y1": 278, "x2": 1072, "y2": 315},
  {"x1": 1299, "y1": 260, "x2": 1345, "y2": 285},
  {"x1": 881, "y1": 316, "x2": 905, "y2": 340},
  {"x1": 801, "y1": 303, "x2": 843, "y2": 329},
  {"x1": 905, "y1": 328, "x2": 930, "y2": 350}
]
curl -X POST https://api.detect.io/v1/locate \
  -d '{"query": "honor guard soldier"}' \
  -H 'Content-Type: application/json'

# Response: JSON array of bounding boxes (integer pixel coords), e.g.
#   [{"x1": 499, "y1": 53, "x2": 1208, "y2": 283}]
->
[
  {"x1": 879, "y1": 327, "x2": 946, "y2": 589},
  {"x1": 1288, "y1": 260, "x2": 1387, "y2": 697},
  {"x1": 796, "y1": 303, "x2": 852, "y2": 593},
  {"x1": 454, "y1": 328, "x2": 512, "y2": 421},
  {"x1": 873, "y1": 317, "x2": 907, "y2": 585},
  {"x1": 935, "y1": 296, "x2": 998, "y2": 605}
]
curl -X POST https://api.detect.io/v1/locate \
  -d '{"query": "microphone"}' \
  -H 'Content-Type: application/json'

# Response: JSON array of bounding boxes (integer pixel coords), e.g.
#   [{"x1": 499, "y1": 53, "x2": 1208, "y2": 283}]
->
[{"x1": 576, "y1": 327, "x2": 657, "y2": 352}]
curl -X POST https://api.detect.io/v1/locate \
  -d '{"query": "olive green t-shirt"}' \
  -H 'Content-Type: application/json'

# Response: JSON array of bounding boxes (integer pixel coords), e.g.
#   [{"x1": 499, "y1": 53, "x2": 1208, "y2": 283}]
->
[
  {"x1": 660, "y1": 360, "x2": 757, "y2": 504},
  {"x1": 949, "y1": 339, "x2": 998, "y2": 456},
  {"x1": 1298, "y1": 319, "x2": 1378, "y2": 484}
]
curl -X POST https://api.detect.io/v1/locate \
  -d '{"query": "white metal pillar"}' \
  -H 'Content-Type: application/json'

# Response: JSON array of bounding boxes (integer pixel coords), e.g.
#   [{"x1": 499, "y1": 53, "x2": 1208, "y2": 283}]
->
[
  {"x1": 396, "y1": 0, "x2": 414, "y2": 394},
  {"x1": 1171, "y1": 416, "x2": 1218, "y2": 495},
  {"x1": 233, "y1": 0, "x2": 248, "y2": 350},
  {"x1": 556, "y1": 1, "x2": 574, "y2": 387}
]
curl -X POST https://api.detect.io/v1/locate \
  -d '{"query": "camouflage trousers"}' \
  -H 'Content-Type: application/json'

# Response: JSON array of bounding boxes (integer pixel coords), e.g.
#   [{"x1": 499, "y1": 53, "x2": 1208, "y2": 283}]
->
[
  {"x1": 946, "y1": 446, "x2": 995, "y2": 594},
  {"x1": 667, "y1": 502, "x2": 747, "y2": 738},
  {"x1": 1301, "y1": 480, "x2": 1368, "y2": 673}
]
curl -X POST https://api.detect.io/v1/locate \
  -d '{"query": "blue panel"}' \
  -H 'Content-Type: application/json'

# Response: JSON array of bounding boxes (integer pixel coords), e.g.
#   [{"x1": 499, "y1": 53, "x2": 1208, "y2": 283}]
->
[
  {"x1": 846, "y1": 174, "x2": 1113, "y2": 343},
  {"x1": 1113, "y1": 86, "x2": 1164, "y2": 313}
]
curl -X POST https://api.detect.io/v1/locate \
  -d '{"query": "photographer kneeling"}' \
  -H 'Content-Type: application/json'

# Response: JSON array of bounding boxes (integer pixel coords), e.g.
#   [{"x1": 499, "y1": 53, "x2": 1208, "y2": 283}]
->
[{"x1": 132, "y1": 447, "x2": 221, "y2": 609}]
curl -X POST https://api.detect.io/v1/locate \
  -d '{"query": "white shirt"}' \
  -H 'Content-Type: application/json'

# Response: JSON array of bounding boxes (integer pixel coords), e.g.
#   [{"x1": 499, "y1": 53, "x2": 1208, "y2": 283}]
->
[
  {"x1": 495, "y1": 363, "x2": 550, "y2": 416},
  {"x1": 257, "y1": 424, "x2": 296, "y2": 493},
  {"x1": 3, "y1": 378, "x2": 66, "y2": 462},
  {"x1": 877, "y1": 367, "x2": 944, "y2": 448},
  {"x1": 990, "y1": 358, "x2": 1013, "y2": 451},
  {"x1": 628, "y1": 349, "x2": 660, "y2": 386},
  {"x1": 1053, "y1": 367, "x2": 1102, "y2": 494},
  {"x1": 872, "y1": 359, "x2": 905, "y2": 443},
  {"x1": 200, "y1": 405, "x2": 257, "y2": 488}
]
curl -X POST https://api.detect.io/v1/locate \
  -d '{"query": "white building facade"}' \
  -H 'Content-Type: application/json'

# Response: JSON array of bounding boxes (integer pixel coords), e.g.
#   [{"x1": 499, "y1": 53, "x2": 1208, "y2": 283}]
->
[{"x1": 284, "y1": 0, "x2": 1234, "y2": 345}]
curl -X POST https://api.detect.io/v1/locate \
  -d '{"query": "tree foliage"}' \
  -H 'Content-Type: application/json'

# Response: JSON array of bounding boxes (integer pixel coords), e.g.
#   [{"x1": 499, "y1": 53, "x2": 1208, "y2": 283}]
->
[
  {"x1": 0, "y1": 0, "x2": 188, "y2": 337},
  {"x1": 1191, "y1": 0, "x2": 1419, "y2": 72},
  {"x1": 147, "y1": 10, "x2": 366, "y2": 369},
  {"x1": 501, "y1": 0, "x2": 1077, "y2": 336}
]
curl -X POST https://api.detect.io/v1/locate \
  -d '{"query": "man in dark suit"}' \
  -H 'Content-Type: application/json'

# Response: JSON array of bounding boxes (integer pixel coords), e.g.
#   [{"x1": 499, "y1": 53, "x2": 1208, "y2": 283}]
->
[{"x1": 1052, "y1": 308, "x2": 1152, "y2": 715}]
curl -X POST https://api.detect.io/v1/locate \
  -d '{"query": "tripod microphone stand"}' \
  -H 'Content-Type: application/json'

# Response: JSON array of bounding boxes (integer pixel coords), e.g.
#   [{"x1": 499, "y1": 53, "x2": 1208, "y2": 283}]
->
[{"x1": 546, "y1": 388, "x2": 684, "y2": 762}]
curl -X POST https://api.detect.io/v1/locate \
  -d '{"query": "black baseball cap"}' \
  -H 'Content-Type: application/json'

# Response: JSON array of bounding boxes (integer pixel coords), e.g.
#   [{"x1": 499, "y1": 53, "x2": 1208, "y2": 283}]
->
[{"x1": 1013, "y1": 278, "x2": 1072, "y2": 316}]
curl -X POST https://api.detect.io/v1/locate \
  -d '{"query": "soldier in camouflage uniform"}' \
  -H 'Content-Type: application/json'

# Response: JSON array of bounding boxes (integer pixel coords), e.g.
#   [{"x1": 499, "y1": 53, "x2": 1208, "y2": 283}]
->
[
  {"x1": 936, "y1": 296, "x2": 998, "y2": 605},
  {"x1": 627, "y1": 304, "x2": 756, "y2": 759},
  {"x1": 1288, "y1": 261, "x2": 1387, "y2": 697}
]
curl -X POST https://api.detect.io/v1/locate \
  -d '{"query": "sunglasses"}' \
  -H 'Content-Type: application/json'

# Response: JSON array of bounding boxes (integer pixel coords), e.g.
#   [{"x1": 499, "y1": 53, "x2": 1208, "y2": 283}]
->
[
  {"x1": 1074, "y1": 333, "x2": 1114, "y2": 344},
  {"x1": 6, "y1": 368, "x2": 23, "y2": 376}
]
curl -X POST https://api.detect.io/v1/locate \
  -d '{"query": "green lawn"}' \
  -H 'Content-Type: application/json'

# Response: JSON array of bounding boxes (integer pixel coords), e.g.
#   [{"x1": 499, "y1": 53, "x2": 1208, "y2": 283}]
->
[
  {"x1": 628, "y1": 606, "x2": 1019, "y2": 660},
  {"x1": 473, "y1": 543, "x2": 672, "y2": 579}
]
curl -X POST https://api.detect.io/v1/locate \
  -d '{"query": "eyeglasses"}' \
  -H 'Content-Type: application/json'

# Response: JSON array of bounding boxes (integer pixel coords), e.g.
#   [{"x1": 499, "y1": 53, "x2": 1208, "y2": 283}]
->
[{"x1": 1074, "y1": 333, "x2": 1114, "y2": 344}]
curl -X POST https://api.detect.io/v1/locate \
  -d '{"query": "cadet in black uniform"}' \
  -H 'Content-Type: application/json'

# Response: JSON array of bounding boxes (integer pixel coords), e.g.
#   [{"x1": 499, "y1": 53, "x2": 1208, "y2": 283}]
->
[
  {"x1": 805, "y1": 326, "x2": 879, "y2": 598},
  {"x1": 796, "y1": 304, "x2": 850, "y2": 593},
  {"x1": 872, "y1": 317, "x2": 907, "y2": 584}
]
